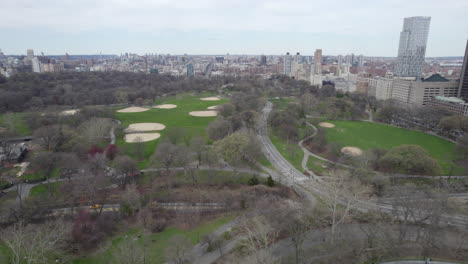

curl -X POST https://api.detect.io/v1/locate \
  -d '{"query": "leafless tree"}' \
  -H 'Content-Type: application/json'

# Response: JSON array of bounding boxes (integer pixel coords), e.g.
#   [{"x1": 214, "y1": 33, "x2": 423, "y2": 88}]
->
[
  {"x1": 165, "y1": 234, "x2": 193, "y2": 264},
  {"x1": 0, "y1": 220, "x2": 69, "y2": 264},
  {"x1": 112, "y1": 236, "x2": 145, "y2": 264},
  {"x1": 321, "y1": 171, "x2": 368, "y2": 244},
  {"x1": 238, "y1": 215, "x2": 278, "y2": 264}
]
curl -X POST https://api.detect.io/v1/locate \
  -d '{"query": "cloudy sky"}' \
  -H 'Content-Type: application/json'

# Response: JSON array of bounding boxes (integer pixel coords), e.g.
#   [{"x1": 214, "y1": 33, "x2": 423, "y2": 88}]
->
[{"x1": 1, "y1": 0, "x2": 467, "y2": 56}]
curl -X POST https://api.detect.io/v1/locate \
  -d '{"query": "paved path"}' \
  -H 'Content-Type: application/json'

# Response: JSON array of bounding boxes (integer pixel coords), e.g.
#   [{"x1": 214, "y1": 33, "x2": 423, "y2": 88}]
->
[{"x1": 380, "y1": 261, "x2": 460, "y2": 264}]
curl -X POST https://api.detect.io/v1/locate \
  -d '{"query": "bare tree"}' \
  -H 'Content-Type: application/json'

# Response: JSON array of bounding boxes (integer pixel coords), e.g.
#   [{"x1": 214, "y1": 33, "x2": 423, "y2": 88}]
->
[
  {"x1": 112, "y1": 236, "x2": 145, "y2": 264},
  {"x1": 321, "y1": 171, "x2": 368, "y2": 244},
  {"x1": 0, "y1": 220, "x2": 69, "y2": 264},
  {"x1": 114, "y1": 155, "x2": 139, "y2": 185},
  {"x1": 165, "y1": 234, "x2": 192, "y2": 264},
  {"x1": 152, "y1": 142, "x2": 178, "y2": 171},
  {"x1": 238, "y1": 215, "x2": 278, "y2": 264}
]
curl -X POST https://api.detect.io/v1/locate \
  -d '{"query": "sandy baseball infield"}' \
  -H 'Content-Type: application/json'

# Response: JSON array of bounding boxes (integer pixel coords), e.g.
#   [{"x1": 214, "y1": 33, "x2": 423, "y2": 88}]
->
[
  {"x1": 200, "y1": 97, "x2": 221, "y2": 101},
  {"x1": 124, "y1": 133, "x2": 161, "y2": 143},
  {"x1": 125, "y1": 123, "x2": 166, "y2": 132},
  {"x1": 153, "y1": 104, "x2": 177, "y2": 109},
  {"x1": 341, "y1": 146, "x2": 363, "y2": 156},
  {"x1": 60, "y1": 109, "x2": 79, "y2": 116},
  {"x1": 117, "y1": 107, "x2": 150, "y2": 113},
  {"x1": 319, "y1": 122, "x2": 335, "y2": 128},
  {"x1": 207, "y1": 105, "x2": 221, "y2": 110},
  {"x1": 189, "y1": 111, "x2": 218, "y2": 117}
]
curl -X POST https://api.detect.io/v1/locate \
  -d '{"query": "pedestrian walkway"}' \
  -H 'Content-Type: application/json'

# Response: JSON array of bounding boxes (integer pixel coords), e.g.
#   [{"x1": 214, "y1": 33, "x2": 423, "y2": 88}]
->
[{"x1": 380, "y1": 261, "x2": 460, "y2": 264}]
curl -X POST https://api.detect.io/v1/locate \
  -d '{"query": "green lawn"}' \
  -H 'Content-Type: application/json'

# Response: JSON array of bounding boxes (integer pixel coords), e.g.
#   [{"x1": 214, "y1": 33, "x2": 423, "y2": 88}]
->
[
  {"x1": 71, "y1": 215, "x2": 234, "y2": 264},
  {"x1": 116, "y1": 93, "x2": 227, "y2": 168},
  {"x1": 29, "y1": 181, "x2": 62, "y2": 197},
  {"x1": 0, "y1": 242, "x2": 10, "y2": 264},
  {"x1": 324, "y1": 120, "x2": 468, "y2": 175},
  {"x1": 0, "y1": 112, "x2": 31, "y2": 136},
  {"x1": 271, "y1": 97, "x2": 293, "y2": 111},
  {"x1": 307, "y1": 155, "x2": 331, "y2": 176}
]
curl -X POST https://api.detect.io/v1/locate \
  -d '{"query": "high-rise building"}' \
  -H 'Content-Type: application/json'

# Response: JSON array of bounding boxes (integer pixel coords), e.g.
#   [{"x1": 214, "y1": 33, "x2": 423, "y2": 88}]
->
[
  {"x1": 32, "y1": 57, "x2": 41, "y2": 73},
  {"x1": 283, "y1": 52, "x2": 292, "y2": 76},
  {"x1": 27, "y1": 49, "x2": 34, "y2": 60},
  {"x1": 313, "y1": 49, "x2": 322, "y2": 74},
  {"x1": 260, "y1": 55, "x2": 267, "y2": 65},
  {"x1": 394, "y1": 16, "x2": 431, "y2": 79},
  {"x1": 458, "y1": 40, "x2": 468, "y2": 101},
  {"x1": 357, "y1": 55, "x2": 364, "y2": 67},
  {"x1": 294, "y1": 52, "x2": 302, "y2": 63},
  {"x1": 186, "y1": 63, "x2": 194, "y2": 77}
]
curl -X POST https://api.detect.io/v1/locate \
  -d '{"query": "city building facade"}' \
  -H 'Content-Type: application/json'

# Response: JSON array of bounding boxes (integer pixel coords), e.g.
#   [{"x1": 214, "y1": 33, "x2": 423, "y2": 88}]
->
[
  {"x1": 394, "y1": 16, "x2": 431, "y2": 79},
  {"x1": 458, "y1": 39, "x2": 468, "y2": 101}
]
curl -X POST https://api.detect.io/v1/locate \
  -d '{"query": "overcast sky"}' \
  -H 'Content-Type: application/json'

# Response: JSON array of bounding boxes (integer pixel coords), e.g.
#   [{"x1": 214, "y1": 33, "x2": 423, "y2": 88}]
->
[{"x1": 1, "y1": 0, "x2": 467, "y2": 56}]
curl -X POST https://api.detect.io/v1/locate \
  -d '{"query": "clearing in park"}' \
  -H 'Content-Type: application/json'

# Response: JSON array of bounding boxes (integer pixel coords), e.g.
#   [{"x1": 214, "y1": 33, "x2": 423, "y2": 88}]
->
[
  {"x1": 323, "y1": 120, "x2": 468, "y2": 175},
  {"x1": 115, "y1": 94, "x2": 227, "y2": 166}
]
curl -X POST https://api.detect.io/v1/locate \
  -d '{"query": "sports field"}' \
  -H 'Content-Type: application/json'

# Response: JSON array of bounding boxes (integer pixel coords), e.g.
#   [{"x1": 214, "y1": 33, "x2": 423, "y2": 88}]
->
[
  {"x1": 323, "y1": 120, "x2": 468, "y2": 175},
  {"x1": 115, "y1": 93, "x2": 227, "y2": 167}
]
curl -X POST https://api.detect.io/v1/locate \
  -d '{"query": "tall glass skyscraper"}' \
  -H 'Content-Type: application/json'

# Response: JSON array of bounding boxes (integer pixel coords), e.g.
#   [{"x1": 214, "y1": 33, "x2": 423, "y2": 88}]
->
[{"x1": 394, "y1": 16, "x2": 431, "y2": 79}]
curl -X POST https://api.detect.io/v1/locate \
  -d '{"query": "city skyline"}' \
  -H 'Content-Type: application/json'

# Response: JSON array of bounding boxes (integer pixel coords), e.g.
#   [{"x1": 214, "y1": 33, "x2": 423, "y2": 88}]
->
[{"x1": 1, "y1": 0, "x2": 467, "y2": 56}]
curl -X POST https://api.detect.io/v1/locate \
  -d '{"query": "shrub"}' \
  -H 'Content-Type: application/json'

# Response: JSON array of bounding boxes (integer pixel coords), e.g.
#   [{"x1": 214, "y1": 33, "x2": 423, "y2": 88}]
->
[
  {"x1": 266, "y1": 176, "x2": 275, "y2": 187},
  {"x1": 247, "y1": 176, "x2": 259, "y2": 185}
]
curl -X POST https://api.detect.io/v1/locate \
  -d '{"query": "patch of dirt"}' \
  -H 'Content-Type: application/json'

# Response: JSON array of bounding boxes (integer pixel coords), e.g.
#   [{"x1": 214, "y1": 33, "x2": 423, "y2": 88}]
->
[
  {"x1": 341, "y1": 146, "x2": 363, "y2": 156},
  {"x1": 153, "y1": 104, "x2": 177, "y2": 109},
  {"x1": 207, "y1": 105, "x2": 221, "y2": 110},
  {"x1": 125, "y1": 123, "x2": 166, "y2": 132},
  {"x1": 200, "y1": 97, "x2": 221, "y2": 101},
  {"x1": 124, "y1": 133, "x2": 161, "y2": 143},
  {"x1": 189, "y1": 111, "x2": 218, "y2": 117},
  {"x1": 60, "y1": 109, "x2": 79, "y2": 116},
  {"x1": 117, "y1": 107, "x2": 150, "y2": 113},
  {"x1": 319, "y1": 122, "x2": 335, "y2": 128}
]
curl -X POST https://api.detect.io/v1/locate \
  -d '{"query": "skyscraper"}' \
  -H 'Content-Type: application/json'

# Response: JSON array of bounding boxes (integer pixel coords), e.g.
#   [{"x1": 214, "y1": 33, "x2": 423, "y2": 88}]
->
[
  {"x1": 394, "y1": 16, "x2": 431, "y2": 79},
  {"x1": 283, "y1": 52, "x2": 292, "y2": 76},
  {"x1": 313, "y1": 49, "x2": 322, "y2": 74},
  {"x1": 186, "y1": 63, "x2": 194, "y2": 77},
  {"x1": 32, "y1": 57, "x2": 41, "y2": 73},
  {"x1": 260, "y1": 55, "x2": 267, "y2": 65},
  {"x1": 27, "y1": 49, "x2": 34, "y2": 60},
  {"x1": 458, "y1": 40, "x2": 468, "y2": 101}
]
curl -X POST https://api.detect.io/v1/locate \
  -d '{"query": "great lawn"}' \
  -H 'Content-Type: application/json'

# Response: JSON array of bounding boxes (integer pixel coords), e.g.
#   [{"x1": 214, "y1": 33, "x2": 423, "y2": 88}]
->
[
  {"x1": 115, "y1": 93, "x2": 227, "y2": 168},
  {"x1": 323, "y1": 120, "x2": 468, "y2": 175}
]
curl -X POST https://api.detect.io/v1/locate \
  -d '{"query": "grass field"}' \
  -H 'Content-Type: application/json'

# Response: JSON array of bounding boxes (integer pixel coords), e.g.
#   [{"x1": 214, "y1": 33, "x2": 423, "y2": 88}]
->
[
  {"x1": 324, "y1": 120, "x2": 468, "y2": 175},
  {"x1": 0, "y1": 112, "x2": 31, "y2": 136},
  {"x1": 307, "y1": 155, "x2": 332, "y2": 176},
  {"x1": 29, "y1": 181, "x2": 62, "y2": 197},
  {"x1": 71, "y1": 215, "x2": 233, "y2": 264},
  {"x1": 115, "y1": 93, "x2": 227, "y2": 168}
]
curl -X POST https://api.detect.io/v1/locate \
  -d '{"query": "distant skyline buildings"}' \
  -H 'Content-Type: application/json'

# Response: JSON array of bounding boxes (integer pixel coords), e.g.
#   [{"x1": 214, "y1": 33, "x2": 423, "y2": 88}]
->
[{"x1": 395, "y1": 16, "x2": 431, "y2": 79}]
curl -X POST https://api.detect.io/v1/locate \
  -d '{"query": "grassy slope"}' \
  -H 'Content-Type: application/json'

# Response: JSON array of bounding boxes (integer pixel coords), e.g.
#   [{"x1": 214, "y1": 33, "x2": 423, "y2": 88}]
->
[
  {"x1": 325, "y1": 120, "x2": 468, "y2": 175},
  {"x1": 115, "y1": 93, "x2": 227, "y2": 168},
  {"x1": 0, "y1": 112, "x2": 31, "y2": 136},
  {"x1": 269, "y1": 132, "x2": 303, "y2": 171},
  {"x1": 71, "y1": 215, "x2": 233, "y2": 264}
]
